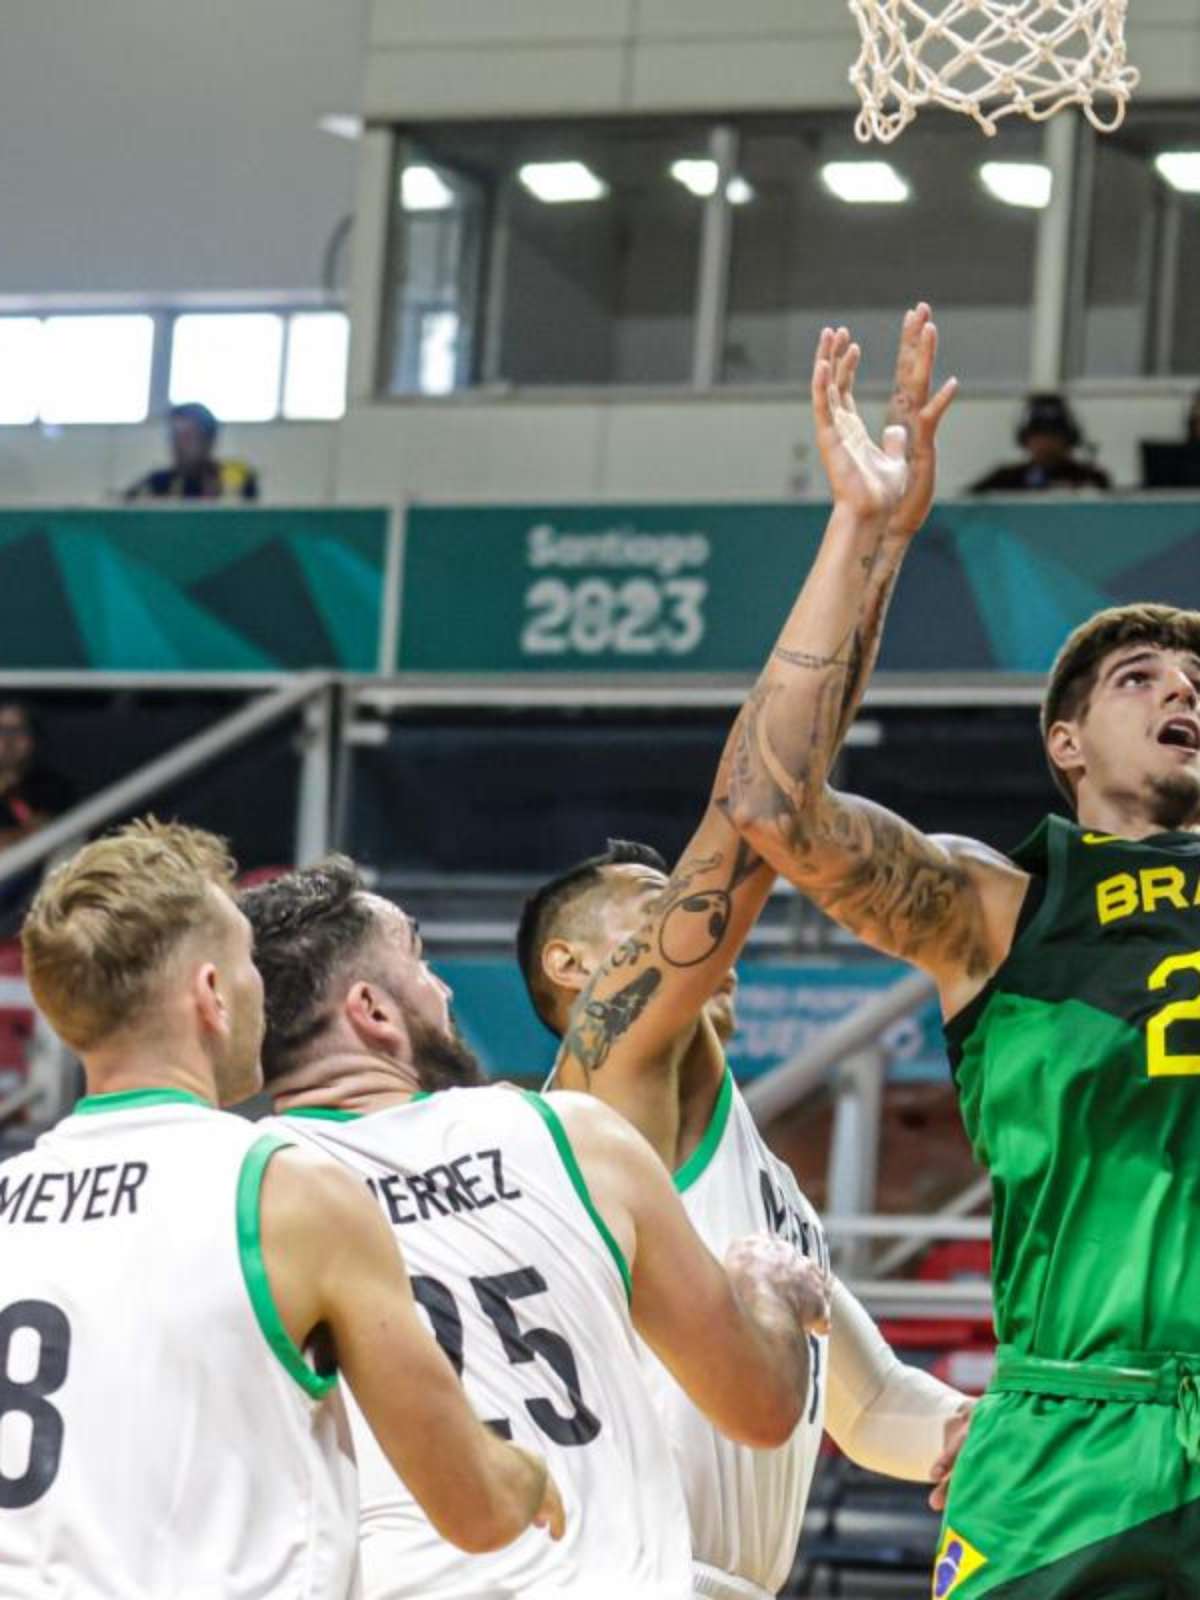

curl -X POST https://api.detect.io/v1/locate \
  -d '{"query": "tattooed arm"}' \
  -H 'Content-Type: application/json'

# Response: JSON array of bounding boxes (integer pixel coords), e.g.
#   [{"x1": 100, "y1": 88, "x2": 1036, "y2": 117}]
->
[{"x1": 726, "y1": 318, "x2": 1029, "y2": 1008}]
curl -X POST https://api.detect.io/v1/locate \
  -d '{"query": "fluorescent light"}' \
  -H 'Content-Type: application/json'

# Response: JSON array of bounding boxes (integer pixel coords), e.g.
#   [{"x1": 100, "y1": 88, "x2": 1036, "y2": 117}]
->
[
  {"x1": 402, "y1": 166, "x2": 454, "y2": 212},
  {"x1": 820, "y1": 161, "x2": 910, "y2": 204},
  {"x1": 317, "y1": 113, "x2": 363, "y2": 141},
  {"x1": 418, "y1": 311, "x2": 459, "y2": 395},
  {"x1": 0, "y1": 320, "x2": 42, "y2": 425},
  {"x1": 170, "y1": 313, "x2": 284, "y2": 423},
  {"x1": 518, "y1": 161, "x2": 608, "y2": 204},
  {"x1": 670, "y1": 160, "x2": 755, "y2": 204},
  {"x1": 980, "y1": 161, "x2": 1052, "y2": 209},
  {"x1": 1155, "y1": 151, "x2": 1200, "y2": 193},
  {"x1": 671, "y1": 159, "x2": 720, "y2": 198},
  {"x1": 41, "y1": 316, "x2": 154, "y2": 424},
  {"x1": 283, "y1": 312, "x2": 350, "y2": 420}
]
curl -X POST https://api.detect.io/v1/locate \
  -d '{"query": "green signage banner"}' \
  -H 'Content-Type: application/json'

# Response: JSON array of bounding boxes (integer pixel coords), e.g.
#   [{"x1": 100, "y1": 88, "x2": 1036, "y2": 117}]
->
[
  {"x1": 398, "y1": 499, "x2": 1200, "y2": 674},
  {"x1": 0, "y1": 508, "x2": 390, "y2": 671}
]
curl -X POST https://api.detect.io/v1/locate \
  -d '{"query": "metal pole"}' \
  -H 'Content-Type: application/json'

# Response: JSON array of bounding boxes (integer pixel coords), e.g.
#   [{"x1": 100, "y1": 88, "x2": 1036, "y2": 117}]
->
[
  {"x1": 294, "y1": 682, "x2": 335, "y2": 867},
  {"x1": 1030, "y1": 112, "x2": 1081, "y2": 387},
  {"x1": 0, "y1": 675, "x2": 330, "y2": 887},
  {"x1": 1153, "y1": 195, "x2": 1182, "y2": 376},
  {"x1": 692, "y1": 125, "x2": 737, "y2": 391},
  {"x1": 743, "y1": 969, "x2": 936, "y2": 1124},
  {"x1": 825, "y1": 1045, "x2": 885, "y2": 1276},
  {"x1": 377, "y1": 502, "x2": 407, "y2": 675},
  {"x1": 872, "y1": 1173, "x2": 993, "y2": 1278}
]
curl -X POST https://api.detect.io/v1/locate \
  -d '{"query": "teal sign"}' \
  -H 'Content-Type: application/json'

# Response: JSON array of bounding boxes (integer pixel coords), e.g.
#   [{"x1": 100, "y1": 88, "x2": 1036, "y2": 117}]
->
[
  {"x1": 0, "y1": 508, "x2": 389, "y2": 671},
  {"x1": 436, "y1": 956, "x2": 946, "y2": 1085},
  {"x1": 398, "y1": 499, "x2": 1200, "y2": 674}
]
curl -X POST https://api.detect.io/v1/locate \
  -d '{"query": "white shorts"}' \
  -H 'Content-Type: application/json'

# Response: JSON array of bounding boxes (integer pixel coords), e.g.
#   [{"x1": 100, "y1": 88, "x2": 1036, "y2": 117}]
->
[{"x1": 691, "y1": 1564, "x2": 774, "y2": 1600}]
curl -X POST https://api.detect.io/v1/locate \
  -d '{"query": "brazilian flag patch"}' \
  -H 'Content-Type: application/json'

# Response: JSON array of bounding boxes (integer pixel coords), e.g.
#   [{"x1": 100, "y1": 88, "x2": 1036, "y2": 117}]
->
[{"x1": 933, "y1": 1526, "x2": 988, "y2": 1597}]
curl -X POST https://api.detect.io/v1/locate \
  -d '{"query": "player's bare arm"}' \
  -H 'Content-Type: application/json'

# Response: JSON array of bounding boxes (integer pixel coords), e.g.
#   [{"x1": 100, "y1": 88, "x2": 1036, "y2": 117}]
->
[
  {"x1": 550, "y1": 1090, "x2": 829, "y2": 1448},
  {"x1": 553, "y1": 311, "x2": 978, "y2": 1152},
  {"x1": 259, "y1": 1145, "x2": 565, "y2": 1554},
  {"x1": 726, "y1": 318, "x2": 1030, "y2": 1012}
]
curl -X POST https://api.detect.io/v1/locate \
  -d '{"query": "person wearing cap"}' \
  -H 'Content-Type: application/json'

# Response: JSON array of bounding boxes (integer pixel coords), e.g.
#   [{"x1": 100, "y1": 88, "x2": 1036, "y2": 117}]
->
[
  {"x1": 124, "y1": 403, "x2": 259, "y2": 502},
  {"x1": 970, "y1": 393, "x2": 1111, "y2": 494}
]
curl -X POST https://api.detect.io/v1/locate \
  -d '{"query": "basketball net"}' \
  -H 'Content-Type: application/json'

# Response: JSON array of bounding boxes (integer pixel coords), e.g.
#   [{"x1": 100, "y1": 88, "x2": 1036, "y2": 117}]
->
[{"x1": 847, "y1": 0, "x2": 1139, "y2": 143}]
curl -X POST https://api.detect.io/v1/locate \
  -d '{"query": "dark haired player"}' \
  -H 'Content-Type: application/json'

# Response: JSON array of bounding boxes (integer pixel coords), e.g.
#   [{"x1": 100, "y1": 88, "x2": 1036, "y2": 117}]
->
[
  {"x1": 523, "y1": 309, "x2": 971, "y2": 1600},
  {"x1": 723, "y1": 322, "x2": 1200, "y2": 1596}
]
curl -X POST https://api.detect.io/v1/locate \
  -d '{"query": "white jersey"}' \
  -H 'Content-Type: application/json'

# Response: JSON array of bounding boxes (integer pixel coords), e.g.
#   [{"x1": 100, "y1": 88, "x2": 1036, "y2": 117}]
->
[
  {"x1": 266, "y1": 1087, "x2": 692, "y2": 1600},
  {"x1": 0, "y1": 1088, "x2": 358, "y2": 1600},
  {"x1": 642, "y1": 1070, "x2": 829, "y2": 1598}
]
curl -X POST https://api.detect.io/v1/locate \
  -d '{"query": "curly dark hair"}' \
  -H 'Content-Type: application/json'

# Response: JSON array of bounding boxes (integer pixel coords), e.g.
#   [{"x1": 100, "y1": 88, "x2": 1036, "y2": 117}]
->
[{"x1": 239, "y1": 855, "x2": 376, "y2": 1081}]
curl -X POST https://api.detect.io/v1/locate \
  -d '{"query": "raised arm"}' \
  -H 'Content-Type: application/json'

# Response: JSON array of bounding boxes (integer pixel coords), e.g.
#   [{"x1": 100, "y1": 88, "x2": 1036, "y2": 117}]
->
[
  {"x1": 725, "y1": 318, "x2": 1028, "y2": 1003},
  {"x1": 260, "y1": 1145, "x2": 564, "y2": 1555},
  {"x1": 555, "y1": 312, "x2": 969, "y2": 1146},
  {"x1": 553, "y1": 1092, "x2": 830, "y2": 1448}
]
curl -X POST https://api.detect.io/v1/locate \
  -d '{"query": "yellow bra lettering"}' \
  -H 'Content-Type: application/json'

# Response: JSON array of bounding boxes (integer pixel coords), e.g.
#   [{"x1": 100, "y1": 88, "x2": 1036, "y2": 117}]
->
[
  {"x1": 1142, "y1": 866, "x2": 1189, "y2": 913},
  {"x1": 1096, "y1": 872, "x2": 1139, "y2": 925}
]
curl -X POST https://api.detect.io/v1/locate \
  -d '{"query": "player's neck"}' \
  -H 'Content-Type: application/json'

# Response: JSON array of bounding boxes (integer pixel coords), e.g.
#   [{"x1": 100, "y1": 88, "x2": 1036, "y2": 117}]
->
[
  {"x1": 1076, "y1": 796, "x2": 1200, "y2": 841},
  {"x1": 80, "y1": 1045, "x2": 219, "y2": 1107},
  {"x1": 269, "y1": 1048, "x2": 422, "y2": 1116}
]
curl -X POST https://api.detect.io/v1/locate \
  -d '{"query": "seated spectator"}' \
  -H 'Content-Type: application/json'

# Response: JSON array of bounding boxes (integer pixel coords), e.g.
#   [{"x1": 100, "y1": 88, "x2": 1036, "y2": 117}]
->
[
  {"x1": 124, "y1": 402, "x2": 259, "y2": 502},
  {"x1": 0, "y1": 702, "x2": 74, "y2": 853},
  {"x1": 970, "y1": 393, "x2": 1111, "y2": 494}
]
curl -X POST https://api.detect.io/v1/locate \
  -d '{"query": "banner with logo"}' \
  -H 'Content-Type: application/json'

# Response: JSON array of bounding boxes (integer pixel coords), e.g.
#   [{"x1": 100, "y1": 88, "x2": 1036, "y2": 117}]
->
[
  {"x1": 0, "y1": 508, "x2": 389, "y2": 671},
  {"x1": 435, "y1": 956, "x2": 947, "y2": 1085},
  {"x1": 398, "y1": 499, "x2": 1200, "y2": 674}
]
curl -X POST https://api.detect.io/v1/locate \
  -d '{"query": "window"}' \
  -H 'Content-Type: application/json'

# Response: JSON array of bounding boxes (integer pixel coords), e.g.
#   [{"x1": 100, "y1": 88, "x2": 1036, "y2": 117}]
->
[
  {"x1": 1078, "y1": 105, "x2": 1200, "y2": 377},
  {"x1": 0, "y1": 320, "x2": 42, "y2": 425},
  {"x1": 386, "y1": 120, "x2": 709, "y2": 391},
  {"x1": 170, "y1": 312, "x2": 284, "y2": 423},
  {"x1": 41, "y1": 315, "x2": 154, "y2": 424},
  {"x1": 722, "y1": 113, "x2": 1044, "y2": 385},
  {"x1": 283, "y1": 312, "x2": 350, "y2": 419}
]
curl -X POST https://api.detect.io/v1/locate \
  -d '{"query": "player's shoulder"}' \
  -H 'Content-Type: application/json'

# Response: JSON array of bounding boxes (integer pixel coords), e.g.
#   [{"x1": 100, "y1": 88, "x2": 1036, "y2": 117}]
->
[
  {"x1": 257, "y1": 1138, "x2": 375, "y2": 1242},
  {"x1": 539, "y1": 1089, "x2": 655, "y2": 1164},
  {"x1": 929, "y1": 832, "x2": 1020, "y2": 873}
]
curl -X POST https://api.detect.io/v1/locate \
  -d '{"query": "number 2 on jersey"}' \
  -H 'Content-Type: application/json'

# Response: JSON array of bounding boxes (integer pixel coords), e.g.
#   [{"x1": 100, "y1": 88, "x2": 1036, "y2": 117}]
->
[
  {"x1": 0, "y1": 1300, "x2": 70, "y2": 1509},
  {"x1": 411, "y1": 1266, "x2": 601, "y2": 1447},
  {"x1": 1146, "y1": 951, "x2": 1200, "y2": 1076}
]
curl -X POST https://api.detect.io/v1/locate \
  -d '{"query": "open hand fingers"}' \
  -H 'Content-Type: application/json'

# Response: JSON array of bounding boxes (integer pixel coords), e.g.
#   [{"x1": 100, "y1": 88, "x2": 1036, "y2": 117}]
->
[
  {"x1": 835, "y1": 338, "x2": 862, "y2": 410},
  {"x1": 916, "y1": 375, "x2": 959, "y2": 441},
  {"x1": 811, "y1": 328, "x2": 836, "y2": 424}
]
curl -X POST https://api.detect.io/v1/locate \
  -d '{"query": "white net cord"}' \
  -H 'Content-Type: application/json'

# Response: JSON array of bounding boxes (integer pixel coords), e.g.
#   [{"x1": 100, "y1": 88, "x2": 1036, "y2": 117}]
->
[{"x1": 848, "y1": 0, "x2": 1140, "y2": 143}]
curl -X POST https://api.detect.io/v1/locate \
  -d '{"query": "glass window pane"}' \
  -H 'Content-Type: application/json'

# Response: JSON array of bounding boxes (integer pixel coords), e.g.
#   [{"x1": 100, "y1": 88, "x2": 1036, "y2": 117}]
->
[
  {"x1": 40, "y1": 315, "x2": 154, "y2": 424},
  {"x1": 0, "y1": 320, "x2": 43, "y2": 425},
  {"x1": 283, "y1": 312, "x2": 350, "y2": 419},
  {"x1": 724, "y1": 114, "x2": 1043, "y2": 386},
  {"x1": 1080, "y1": 104, "x2": 1200, "y2": 377},
  {"x1": 170, "y1": 313, "x2": 284, "y2": 422}
]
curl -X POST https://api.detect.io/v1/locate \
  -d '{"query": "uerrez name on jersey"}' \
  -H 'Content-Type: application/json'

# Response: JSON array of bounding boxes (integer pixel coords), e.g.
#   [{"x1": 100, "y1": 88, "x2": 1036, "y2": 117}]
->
[{"x1": 366, "y1": 1148, "x2": 521, "y2": 1226}]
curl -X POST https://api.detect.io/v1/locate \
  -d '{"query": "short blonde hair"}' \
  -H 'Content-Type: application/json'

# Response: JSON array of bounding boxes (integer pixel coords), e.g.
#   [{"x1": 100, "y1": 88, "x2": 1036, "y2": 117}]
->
[{"x1": 22, "y1": 818, "x2": 238, "y2": 1052}]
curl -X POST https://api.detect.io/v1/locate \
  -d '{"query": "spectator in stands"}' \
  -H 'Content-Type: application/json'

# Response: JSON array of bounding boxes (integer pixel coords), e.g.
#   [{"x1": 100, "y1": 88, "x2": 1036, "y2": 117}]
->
[
  {"x1": 0, "y1": 702, "x2": 74, "y2": 854},
  {"x1": 124, "y1": 402, "x2": 259, "y2": 502},
  {"x1": 970, "y1": 393, "x2": 1111, "y2": 494}
]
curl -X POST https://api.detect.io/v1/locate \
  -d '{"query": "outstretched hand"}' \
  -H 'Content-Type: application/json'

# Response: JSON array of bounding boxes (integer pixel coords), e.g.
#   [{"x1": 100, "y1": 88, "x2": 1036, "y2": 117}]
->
[
  {"x1": 811, "y1": 308, "x2": 957, "y2": 529},
  {"x1": 886, "y1": 302, "x2": 959, "y2": 537}
]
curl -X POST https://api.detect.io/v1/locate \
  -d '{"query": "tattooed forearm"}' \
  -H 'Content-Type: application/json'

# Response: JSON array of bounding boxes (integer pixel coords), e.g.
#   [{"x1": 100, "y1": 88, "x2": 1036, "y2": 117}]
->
[
  {"x1": 656, "y1": 836, "x2": 766, "y2": 969},
  {"x1": 564, "y1": 967, "x2": 663, "y2": 1075},
  {"x1": 772, "y1": 645, "x2": 854, "y2": 671}
]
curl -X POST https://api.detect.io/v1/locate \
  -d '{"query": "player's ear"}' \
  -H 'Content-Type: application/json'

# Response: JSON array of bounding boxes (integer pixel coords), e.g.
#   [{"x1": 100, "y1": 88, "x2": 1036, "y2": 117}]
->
[
  {"x1": 344, "y1": 980, "x2": 404, "y2": 1052},
  {"x1": 541, "y1": 936, "x2": 593, "y2": 997},
  {"x1": 193, "y1": 961, "x2": 229, "y2": 1039},
  {"x1": 1046, "y1": 719, "x2": 1084, "y2": 789}
]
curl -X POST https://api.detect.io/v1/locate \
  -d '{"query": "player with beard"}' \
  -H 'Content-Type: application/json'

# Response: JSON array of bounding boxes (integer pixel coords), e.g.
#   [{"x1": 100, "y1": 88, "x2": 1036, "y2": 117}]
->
[
  {"x1": 720, "y1": 318, "x2": 1200, "y2": 1596},
  {"x1": 2, "y1": 821, "x2": 562, "y2": 1597},
  {"x1": 520, "y1": 308, "x2": 971, "y2": 1600},
  {"x1": 243, "y1": 858, "x2": 833, "y2": 1600}
]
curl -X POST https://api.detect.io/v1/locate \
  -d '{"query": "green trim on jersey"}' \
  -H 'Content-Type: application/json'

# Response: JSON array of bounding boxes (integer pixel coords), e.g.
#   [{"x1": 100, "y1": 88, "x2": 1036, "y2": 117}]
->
[
  {"x1": 236, "y1": 1134, "x2": 338, "y2": 1400},
  {"x1": 279, "y1": 1107, "x2": 363, "y2": 1122},
  {"x1": 74, "y1": 1087, "x2": 210, "y2": 1115},
  {"x1": 674, "y1": 1066, "x2": 733, "y2": 1194},
  {"x1": 520, "y1": 1091, "x2": 633, "y2": 1303}
]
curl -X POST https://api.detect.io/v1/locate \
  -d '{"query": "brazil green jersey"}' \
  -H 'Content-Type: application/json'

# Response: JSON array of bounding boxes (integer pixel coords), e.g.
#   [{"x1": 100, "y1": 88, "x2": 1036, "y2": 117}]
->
[{"x1": 946, "y1": 815, "x2": 1200, "y2": 1362}]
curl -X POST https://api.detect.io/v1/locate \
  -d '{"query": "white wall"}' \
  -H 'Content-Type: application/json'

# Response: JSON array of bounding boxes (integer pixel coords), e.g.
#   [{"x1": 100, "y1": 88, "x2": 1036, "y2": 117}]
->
[{"x1": 0, "y1": 0, "x2": 368, "y2": 296}]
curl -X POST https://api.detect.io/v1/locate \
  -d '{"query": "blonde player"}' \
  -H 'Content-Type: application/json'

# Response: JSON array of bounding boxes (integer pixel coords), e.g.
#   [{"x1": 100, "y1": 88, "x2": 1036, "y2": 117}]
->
[
  {"x1": 1, "y1": 821, "x2": 560, "y2": 1596},
  {"x1": 520, "y1": 308, "x2": 971, "y2": 1600},
  {"x1": 242, "y1": 857, "x2": 833, "y2": 1600}
]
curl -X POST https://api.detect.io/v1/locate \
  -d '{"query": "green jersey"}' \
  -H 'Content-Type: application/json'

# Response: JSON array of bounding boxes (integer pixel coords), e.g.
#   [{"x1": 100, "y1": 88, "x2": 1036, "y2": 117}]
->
[{"x1": 946, "y1": 815, "x2": 1200, "y2": 1363}]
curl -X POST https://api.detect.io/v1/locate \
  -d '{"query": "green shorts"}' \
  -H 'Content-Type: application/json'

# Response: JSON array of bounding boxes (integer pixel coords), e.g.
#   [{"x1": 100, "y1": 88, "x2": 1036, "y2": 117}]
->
[{"x1": 934, "y1": 1349, "x2": 1200, "y2": 1598}]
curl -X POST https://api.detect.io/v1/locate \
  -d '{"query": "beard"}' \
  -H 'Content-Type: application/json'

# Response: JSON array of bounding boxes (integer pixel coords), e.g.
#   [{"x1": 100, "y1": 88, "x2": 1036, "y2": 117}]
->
[
  {"x1": 1147, "y1": 769, "x2": 1200, "y2": 832},
  {"x1": 407, "y1": 1012, "x2": 486, "y2": 1092}
]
